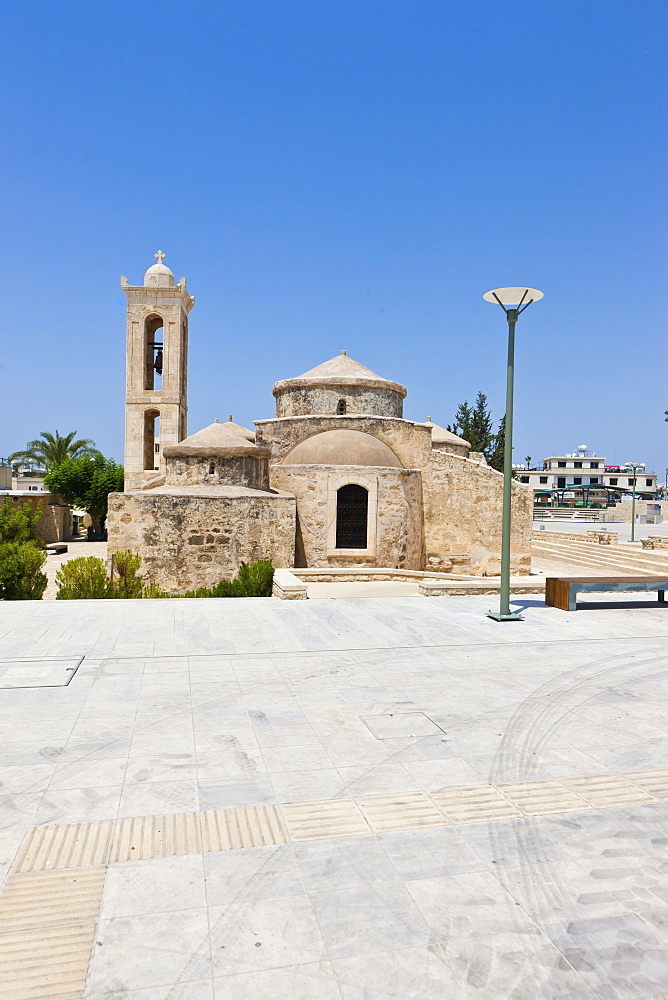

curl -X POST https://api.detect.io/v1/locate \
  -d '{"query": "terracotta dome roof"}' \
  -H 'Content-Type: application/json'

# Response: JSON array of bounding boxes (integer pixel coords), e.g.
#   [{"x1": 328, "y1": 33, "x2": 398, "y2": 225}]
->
[
  {"x1": 273, "y1": 351, "x2": 406, "y2": 398},
  {"x1": 163, "y1": 420, "x2": 269, "y2": 458},
  {"x1": 423, "y1": 418, "x2": 470, "y2": 449},
  {"x1": 283, "y1": 429, "x2": 402, "y2": 467}
]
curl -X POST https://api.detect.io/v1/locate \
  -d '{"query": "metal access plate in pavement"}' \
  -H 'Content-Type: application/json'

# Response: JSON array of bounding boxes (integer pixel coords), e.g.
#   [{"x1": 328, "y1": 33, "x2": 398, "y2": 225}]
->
[{"x1": 0, "y1": 656, "x2": 84, "y2": 689}]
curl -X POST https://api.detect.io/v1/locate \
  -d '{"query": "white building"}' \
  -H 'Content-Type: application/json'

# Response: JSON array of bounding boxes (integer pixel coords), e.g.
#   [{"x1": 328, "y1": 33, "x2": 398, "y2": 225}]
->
[{"x1": 516, "y1": 445, "x2": 657, "y2": 494}]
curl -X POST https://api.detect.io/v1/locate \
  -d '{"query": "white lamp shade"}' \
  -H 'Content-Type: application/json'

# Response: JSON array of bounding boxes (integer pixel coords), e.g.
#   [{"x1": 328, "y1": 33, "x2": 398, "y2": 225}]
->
[{"x1": 483, "y1": 286, "x2": 544, "y2": 305}]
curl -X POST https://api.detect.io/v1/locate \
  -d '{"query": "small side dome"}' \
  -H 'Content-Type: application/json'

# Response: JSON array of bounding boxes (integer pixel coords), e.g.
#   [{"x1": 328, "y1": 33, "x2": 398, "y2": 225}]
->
[
  {"x1": 283, "y1": 429, "x2": 402, "y2": 467},
  {"x1": 224, "y1": 414, "x2": 255, "y2": 442},
  {"x1": 163, "y1": 420, "x2": 269, "y2": 458},
  {"x1": 423, "y1": 417, "x2": 470, "y2": 456},
  {"x1": 144, "y1": 251, "x2": 175, "y2": 288}
]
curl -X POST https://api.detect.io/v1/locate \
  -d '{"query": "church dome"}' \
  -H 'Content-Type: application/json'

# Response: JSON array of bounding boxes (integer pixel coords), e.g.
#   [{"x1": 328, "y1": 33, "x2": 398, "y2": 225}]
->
[
  {"x1": 274, "y1": 351, "x2": 406, "y2": 397},
  {"x1": 283, "y1": 429, "x2": 402, "y2": 467},
  {"x1": 144, "y1": 251, "x2": 175, "y2": 288},
  {"x1": 163, "y1": 420, "x2": 268, "y2": 458},
  {"x1": 273, "y1": 351, "x2": 406, "y2": 419}
]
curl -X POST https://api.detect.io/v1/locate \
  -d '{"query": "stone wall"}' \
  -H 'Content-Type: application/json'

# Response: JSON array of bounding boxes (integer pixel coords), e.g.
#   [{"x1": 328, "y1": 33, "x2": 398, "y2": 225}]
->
[
  {"x1": 422, "y1": 451, "x2": 533, "y2": 575},
  {"x1": 273, "y1": 384, "x2": 403, "y2": 419},
  {"x1": 270, "y1": 464, "x2": 424, "y2": 570},
  {"x1": 107, "y1": 489, "x2": 295, "y2": 594},
  {"x1": 257, "y1": 415, "x2": 432, "y2": 470},
  {"x1": 164, "y1": 454, "x2": 269, "y2": 490}
]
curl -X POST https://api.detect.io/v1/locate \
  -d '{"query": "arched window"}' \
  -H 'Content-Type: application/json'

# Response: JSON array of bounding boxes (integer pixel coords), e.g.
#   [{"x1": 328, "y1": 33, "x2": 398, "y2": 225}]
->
[
  {"x1": 336, "y1": 399, "x2": 346, "y2": 414},
  {"x1": 336, "y1": 484, "x2": 368, "y2": 548},
  {"x1": 143, "y1": 410, "x2": 160, "y2": 471}
]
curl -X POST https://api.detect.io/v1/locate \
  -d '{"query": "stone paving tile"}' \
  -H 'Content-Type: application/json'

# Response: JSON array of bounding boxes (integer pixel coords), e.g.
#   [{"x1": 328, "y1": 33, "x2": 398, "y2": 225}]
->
[
  {"x1": 2, "y1": 597, "x2": 668, "y2": 997},
  {"x1": 294, "y1": 836, "x2": 397, "y2": 892},
  {"x1": 86, "y1": 907, "x2": 211, "y2": 995},
  {"x1": 332, "y1": 946, "x2": 470, "y2": 1000},
  {"x1": 446, "y1": 928, "x2": 598, "y2": 999},
  {"x1": 310, "y1": 882, "x2": 431, "y2": 958},
  {"x1": 204, "y1": 844, "x2": 303, "y2": 905},
  {"x1": 214, "y1": 961, "x2": 342, "y2": 1000},
  {"x1": 544, "y1": 913, "x2": 668, "y2": 999},
  {"x1": 209, "y1": 895, "x2": 325, "y2": 976},
  {"x1": 380, "y1": 825, "x2": 485, "y2": 881}
]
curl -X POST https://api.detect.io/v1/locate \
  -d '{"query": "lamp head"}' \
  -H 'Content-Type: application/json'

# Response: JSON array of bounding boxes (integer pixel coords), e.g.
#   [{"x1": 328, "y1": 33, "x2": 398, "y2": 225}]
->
[{"x1": 483, "y1": 287, "x2": 544, "y2": 315}]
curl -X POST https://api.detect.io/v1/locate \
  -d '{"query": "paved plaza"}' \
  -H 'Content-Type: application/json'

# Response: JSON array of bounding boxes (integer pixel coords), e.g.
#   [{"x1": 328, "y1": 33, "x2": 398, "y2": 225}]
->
[{"x1": 1, "y1": 593, "x2": 668, "y2": 998}]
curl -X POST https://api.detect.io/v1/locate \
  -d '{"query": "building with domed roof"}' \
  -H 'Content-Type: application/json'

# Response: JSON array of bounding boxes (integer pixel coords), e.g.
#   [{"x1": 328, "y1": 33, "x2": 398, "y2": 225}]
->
[{"x1": 108, "y1": 255, "x2": 533, "y2": 593}]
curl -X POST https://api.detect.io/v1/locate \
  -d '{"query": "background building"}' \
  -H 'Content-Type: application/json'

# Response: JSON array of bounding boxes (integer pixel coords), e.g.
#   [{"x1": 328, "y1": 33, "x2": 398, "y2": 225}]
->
[{"x1": 516, "y1": 445, "x2": 657, "y2": 494}]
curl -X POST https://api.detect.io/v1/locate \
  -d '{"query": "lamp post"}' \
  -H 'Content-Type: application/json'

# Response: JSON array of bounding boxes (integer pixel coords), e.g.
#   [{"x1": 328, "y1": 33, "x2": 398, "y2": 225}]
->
[
  {"x1": 624, "y1": 462, "x2": 645, "y2": 542},
  {"x1": 484, "y1": 286, "x2": 544, "y2": 621}
]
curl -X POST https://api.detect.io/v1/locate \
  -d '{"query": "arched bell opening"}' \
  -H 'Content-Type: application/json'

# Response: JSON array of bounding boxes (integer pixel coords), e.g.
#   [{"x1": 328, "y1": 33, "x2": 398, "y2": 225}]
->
[
  {"x1": 335, "y1": 484, "x2": 369, "y2": 549},
  {"x1": 144, "y1": 314, "x2": 164, "y2": 391},
  {"x1": 336, "y1": 399, "x2": 347, "y2": 414}
]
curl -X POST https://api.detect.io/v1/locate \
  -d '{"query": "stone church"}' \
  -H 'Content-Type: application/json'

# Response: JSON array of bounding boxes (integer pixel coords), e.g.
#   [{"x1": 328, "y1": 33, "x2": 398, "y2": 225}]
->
[{"x1": 107, "y1": 254, "x2": 532, "y2": 593}]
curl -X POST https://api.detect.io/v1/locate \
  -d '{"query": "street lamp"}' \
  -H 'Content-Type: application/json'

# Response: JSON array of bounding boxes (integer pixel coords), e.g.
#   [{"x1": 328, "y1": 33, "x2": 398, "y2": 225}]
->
[
  {"x1": 624, "y1": 462, "x2": 645, "y2": 542},
  {"x1": 484, "y1": 286, "x2": 544, "y2": 621}
]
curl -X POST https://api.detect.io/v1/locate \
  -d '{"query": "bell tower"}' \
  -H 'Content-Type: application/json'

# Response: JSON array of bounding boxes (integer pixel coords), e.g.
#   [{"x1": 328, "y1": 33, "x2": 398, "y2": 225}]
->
[{"x1": 121, "y1": 252, "x2": 195, "y2": 490}]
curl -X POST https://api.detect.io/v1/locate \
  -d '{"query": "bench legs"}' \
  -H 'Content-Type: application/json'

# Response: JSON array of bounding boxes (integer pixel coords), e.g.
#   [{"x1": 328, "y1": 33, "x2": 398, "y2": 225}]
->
[
  {"x1": 660, "y1": 590, "x2": 665, "y2": 604},
  {"x1": 568, "y1": 585, "x2": 578, "y2": 612}
]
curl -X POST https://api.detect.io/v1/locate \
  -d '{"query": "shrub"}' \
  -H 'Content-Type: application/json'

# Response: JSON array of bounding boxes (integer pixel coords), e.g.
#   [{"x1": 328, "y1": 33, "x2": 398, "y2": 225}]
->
[
  {"x1": 179, "y1": 561, "x2": 274, "y2": 598},
  {"x1": 56, "y1": 556, "x2": 111, "y2": 600},
  {"x1": 142, "y1": 583, "x2": 171, "y2": 599},
  {"x1": 235, "y1": 560, "x2": 274, "y2": 597},
  {"x1": 0, "y1": 541, "x2": 47, "y2": 600},
  {"x1": 0, "y1": 498, "x2": 44, "y2": 543},
  {"x1": 112, "y1": 551, "x2": 143, "y2": 599}
]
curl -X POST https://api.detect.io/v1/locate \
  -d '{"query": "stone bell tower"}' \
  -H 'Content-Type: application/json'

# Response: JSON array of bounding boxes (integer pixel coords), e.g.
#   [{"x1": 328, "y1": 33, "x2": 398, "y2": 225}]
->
[{"x1": 121, "y1": 252, "x2": 195, "y2": 490}]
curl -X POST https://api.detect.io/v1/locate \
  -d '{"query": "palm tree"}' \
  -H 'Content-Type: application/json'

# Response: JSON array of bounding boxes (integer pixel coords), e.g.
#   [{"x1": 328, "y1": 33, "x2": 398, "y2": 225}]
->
[{"x1": 9, "y1": 431, "x2": 100, "y2": 472}]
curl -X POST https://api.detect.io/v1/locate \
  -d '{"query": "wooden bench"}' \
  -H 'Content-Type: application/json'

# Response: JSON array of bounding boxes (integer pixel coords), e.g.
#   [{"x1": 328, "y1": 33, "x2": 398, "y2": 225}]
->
[
  {"x1": 545, "y1": 576, "x2": 668, "y2": 612},
  {"x1": 45, "y1": 543, "x2": 68, "y2": 555}
]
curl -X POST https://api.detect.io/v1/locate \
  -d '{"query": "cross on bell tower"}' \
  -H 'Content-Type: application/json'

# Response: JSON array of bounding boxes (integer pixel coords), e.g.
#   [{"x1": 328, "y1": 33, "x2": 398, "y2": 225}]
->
[{"x1": 121, "y1": 253, "x2": 195, "y2": 489}]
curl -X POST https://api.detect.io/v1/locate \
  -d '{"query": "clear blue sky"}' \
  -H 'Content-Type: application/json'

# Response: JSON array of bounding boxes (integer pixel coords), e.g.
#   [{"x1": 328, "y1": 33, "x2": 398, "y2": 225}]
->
[{"x1": 1, "y1": 1, "x2": 666, "y2": 475}]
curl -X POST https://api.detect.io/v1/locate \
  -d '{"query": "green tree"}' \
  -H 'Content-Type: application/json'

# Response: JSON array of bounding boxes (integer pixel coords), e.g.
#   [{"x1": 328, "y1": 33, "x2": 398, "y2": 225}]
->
[
  {"x1": 9, "y1": 430, "x2": 100, "y2": 472},
  {"x1": 45, "y1": 455, "x2": 124, "y2": 538},
  {"x1": 447, "y1": 392, "x2": 495, "y2": 454},
  {"x1": 0, "y1": 498, "x2": 44, "y2": 543},
  {"x1": 487, "y1": 414, "x2": 506, "y2": 472}
]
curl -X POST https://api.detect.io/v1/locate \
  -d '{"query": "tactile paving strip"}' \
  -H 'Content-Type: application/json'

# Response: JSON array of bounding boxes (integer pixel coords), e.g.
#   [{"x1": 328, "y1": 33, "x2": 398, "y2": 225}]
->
[
  {"x1": 0, "y1": 867, "x2": 105, "y2": 999},
  {"x1": 282, "y1": 799, "x2": 370, "y2": 840},
  {"x1": 13, "y1": 804, "x2": 287, "y2": 874},
  {"x1": 625, "y1": 769, "x2": 668, "y2": 798},
  {"x1": 431, "y1": 784, "x2": 521, "y2": 823},
  {"x1": 200, "y1": 804, "x2": 287, "y2": 852},
  {"x1": 13, "y1": 821, "x2": 114, "y2": 874},
  {"x1": 497, "y1": 779, "x2": 590, "y2": 814},
  {"x1": 357, "y1": 792, "x2": 446, "y2": 832},
  {"x1": 562, "y1": 774, "x2": 657, "y2": 808},
  {"x1": 111, "y1": 812, "x2": 202, "y2": 862},
  {"x1": 10, "y1": 768, "x2": 668, "y2": 873}
]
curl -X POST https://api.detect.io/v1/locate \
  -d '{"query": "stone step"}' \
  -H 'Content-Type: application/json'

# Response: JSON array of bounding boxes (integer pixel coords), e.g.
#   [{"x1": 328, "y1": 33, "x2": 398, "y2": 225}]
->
[
  {"x1": 532, "y1": 539, "x2": 668, "y2": 574},
  {"x1": 533, "y1": 540, "x2": 668, "y2": 569}
]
